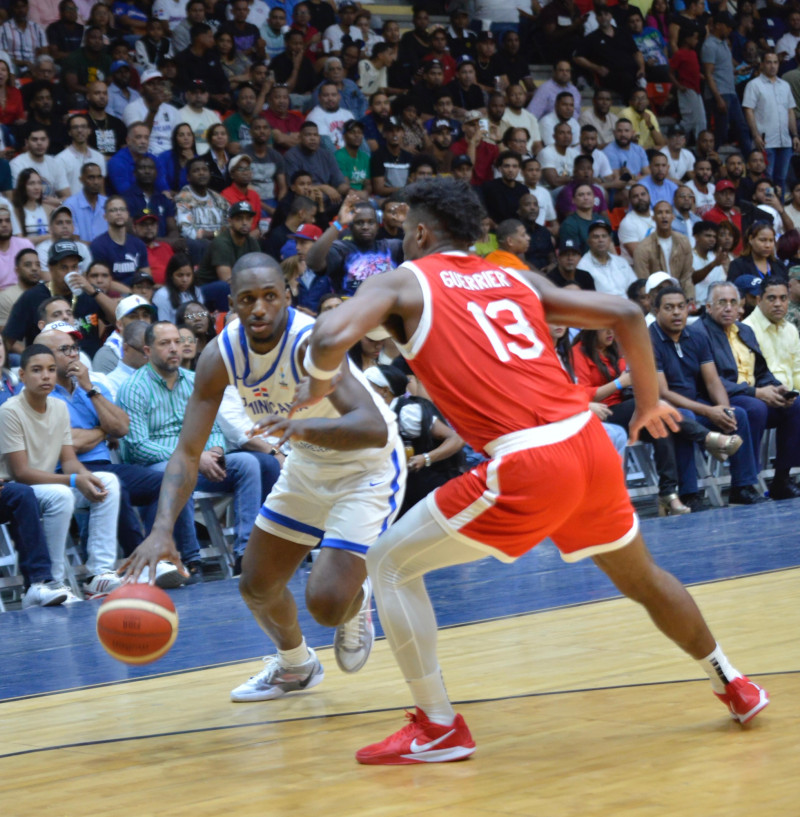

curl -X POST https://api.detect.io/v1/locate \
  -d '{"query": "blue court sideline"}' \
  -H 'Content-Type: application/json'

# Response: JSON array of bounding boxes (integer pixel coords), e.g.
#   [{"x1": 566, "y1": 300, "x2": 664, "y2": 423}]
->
[{"x1": 1, "y1": 501, "x2": 798, "y2": 701}]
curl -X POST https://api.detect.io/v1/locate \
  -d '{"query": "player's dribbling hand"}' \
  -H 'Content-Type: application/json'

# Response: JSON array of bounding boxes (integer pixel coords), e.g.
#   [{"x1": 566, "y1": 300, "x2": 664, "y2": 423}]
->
[
  {"x1": 628, "y1": 400, "x2": 681, "y2": 443},
  {"x1": 119, "y1": 533, "x2": 186, "y2": 585},
  {"x1": 249, "y1": 414, "x2": 304, "y2": 447}
]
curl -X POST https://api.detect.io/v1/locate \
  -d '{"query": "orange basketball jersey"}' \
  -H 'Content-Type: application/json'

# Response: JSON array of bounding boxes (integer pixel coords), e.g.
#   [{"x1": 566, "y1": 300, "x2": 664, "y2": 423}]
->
[{"x1": 396, "y1": 252, "x2": 589, "y2": 453}]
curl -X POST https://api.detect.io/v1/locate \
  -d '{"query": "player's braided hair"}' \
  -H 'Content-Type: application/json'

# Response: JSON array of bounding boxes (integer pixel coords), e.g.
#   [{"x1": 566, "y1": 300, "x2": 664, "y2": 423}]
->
[{"x1": 404, "y1": 178, "x2": 485, "y2": 244}]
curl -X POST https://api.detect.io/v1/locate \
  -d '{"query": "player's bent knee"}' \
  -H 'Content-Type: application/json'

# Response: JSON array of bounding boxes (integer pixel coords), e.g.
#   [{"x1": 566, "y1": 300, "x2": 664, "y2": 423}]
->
[{"x1": 238, "y1": 568, "x2": 282, "y2": 606}]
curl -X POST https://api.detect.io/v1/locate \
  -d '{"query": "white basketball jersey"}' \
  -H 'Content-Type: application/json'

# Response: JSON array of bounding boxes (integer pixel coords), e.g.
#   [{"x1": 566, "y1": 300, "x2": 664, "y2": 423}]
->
[{"x1": 217, "y1": 308, "x2": 398, "y2": 464}]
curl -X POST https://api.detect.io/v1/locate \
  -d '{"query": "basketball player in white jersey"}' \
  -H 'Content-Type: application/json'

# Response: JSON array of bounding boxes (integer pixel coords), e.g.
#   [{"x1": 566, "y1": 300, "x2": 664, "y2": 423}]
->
[{"x1": 123, "y1": 254, "x2": 406, "y2": 700}]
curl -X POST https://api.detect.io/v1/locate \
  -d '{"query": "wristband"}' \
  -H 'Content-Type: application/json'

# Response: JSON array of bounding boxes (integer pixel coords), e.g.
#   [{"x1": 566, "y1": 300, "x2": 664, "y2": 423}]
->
[
  {"x1": 614, "y1": 378, "x2": 623, "y2": 390},
  {"x1": 423, "y1": 452, "x2": 432, "y2": 468},
  {"x1": 302, "y1": 346, "x2": 340, "y2": 380},
  {"x1": 70, "y1": 473, "x2": 77, "y2": 488},
  {"x1": 330, "y1": 219, "x2": 343, "y2": 231}
]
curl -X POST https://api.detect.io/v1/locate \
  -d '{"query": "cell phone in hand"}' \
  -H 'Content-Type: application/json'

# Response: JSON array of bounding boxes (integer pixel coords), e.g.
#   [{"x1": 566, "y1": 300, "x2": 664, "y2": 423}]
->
[
  {"x1": 783, "y1": 390, "x2": 799, "y2": 400},
  {"x1": 218, "y1": 453, "x2": 226, "y2": 471}
]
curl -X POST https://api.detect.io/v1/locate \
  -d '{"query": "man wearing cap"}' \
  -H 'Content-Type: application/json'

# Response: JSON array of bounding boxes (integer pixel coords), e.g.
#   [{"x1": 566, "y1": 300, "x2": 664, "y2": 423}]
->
[
  {"x1": 133, "y1": 209, "x2": 174, "y2": 285},
  {"x1": 704, "y1": 179, "x2": 743, "y2": 248},
  {"x1": 702, "y1": 13, "x2": 752, "y2": 156},
  {"x1": 642, "y1": 271, "x2": 680, "y2": 325},
  {"x1": 697, "y1": 279, "x2": 800, "y2": 500},
  {"x1": 89, "y1": 196, "x2": 151, "y2": 288},
  {"x1": 406, "y1": 59, "x2": 447, "y2": 118},
  {"x1": 122, "y1": 69, "x2": 181, "y2": 156},
  {"x1": 446, "y1": 7, "x2": 476, "y2": 60},
  {"x1": 0, "y1": 205, "x2": 35, "y2": 289},
  {"x1": 179, "y1": 79, "x2": 222, "y2": 154},
  {"x1": 450, "y1": 110, "x2": 498, "y2": 187},
  {"x1": 426, "y1": 119, "x2": 454, "y2": 176},
  {"x1": 123, "y1": 155, "x2": 179, "y2": 243},
  {"x1": 368, "y1": 117, "x2": 413, "y2": 199},
  {"x1": 4, "y1": 240, "x2": 92, "y2": 351},
  {"x1": 306, "y1": 194, "x2": 403, "y2": 297},
  {"x1": 473, "y1": 30, "x2": 507, "y2": 92},
  {"x1": 576, "y1": 221, "x2": 635, "y2": 294},
  {"x1": 307, "y1": 81, "x2": 356, "y2": 152},
  {"x1": 62, "y1": 163, "x2": 107, "y2": 243},
  {"x1": 107, "y1": 59, "x2": 141, "y2": 120},
  {"x1": 36, "y1": 206, "x2": 91, "y2": 275},
  {"x1": 633, "y1": 201, "x2": 695, "y2": 300},
  {"x1": 444, "y1": 57, "x2": 486, "y2": 121},
  {"x1": 197, "y1": 201, "x2": 262, "y2": 302},
  {"x1": 222, "y1": 155, "x2": 263, "y2": 234},
  {"x1": 731, "y1": 275, "x2": 761, "y2": 320},
  {"x1": 450, "y1": 153, "x2": 474, "y2": 184},
  {"x1": 335, "y1": 120, "x2": 371, "y2": 197},
  {"x1": 546, "y1": 236, "x2": 594, "y2": 290},
  {"x1": 92, "y1": 293, "x2": 156, "y2": 373},
  {"x1": 61, "y1": 24, "x2": 112, "y2": 99}
]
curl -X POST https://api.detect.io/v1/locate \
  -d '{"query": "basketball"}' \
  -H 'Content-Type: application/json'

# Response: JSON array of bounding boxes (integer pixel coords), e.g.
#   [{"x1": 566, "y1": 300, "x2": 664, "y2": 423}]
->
[{"x1": 96, "y1": 583, "x2": 179, "y2": 665}]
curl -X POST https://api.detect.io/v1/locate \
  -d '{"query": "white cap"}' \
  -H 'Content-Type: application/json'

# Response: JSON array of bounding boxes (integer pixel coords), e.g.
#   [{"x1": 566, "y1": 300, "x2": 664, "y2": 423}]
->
[
  {"x1": 140, "y1": 68, "x2": 164, "y2": 84},
  {"x1": 41, "y1": 320, "x2": 82, "y2": 338},
  {"x1": 645, "y1": 271, "x2": 679, "y2": 294},
  {"x1": 115, "y1": 294, "x2": 157, "y2": 321},
  {"x1": 364, "y1": 326, "x2": 391, "y2": 341}
]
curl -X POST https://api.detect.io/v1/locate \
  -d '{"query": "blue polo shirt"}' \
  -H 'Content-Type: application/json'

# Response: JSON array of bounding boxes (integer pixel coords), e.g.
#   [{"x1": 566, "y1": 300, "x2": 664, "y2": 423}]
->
[
  {"x1": 63, "y1": 191, "x2": 108, "y2": 243},
  {"x1": 107, "y1": 146, "x2": 162, "y2": 195},
  {"x1": 603, "y1": 140, "x2": 649, "y2": 176},
  {"x1": 51, "y1": 380, "x2": 113, "y2": 462},
  {"x1": 123, "y1": 185, "x2": 176, "y2": 236},
  {"x1": 649, "y1": 320, "x2": 714, "y2": 401},
  {"x1": 639, "y1": 175, "x2": 678, "y2": 207}
]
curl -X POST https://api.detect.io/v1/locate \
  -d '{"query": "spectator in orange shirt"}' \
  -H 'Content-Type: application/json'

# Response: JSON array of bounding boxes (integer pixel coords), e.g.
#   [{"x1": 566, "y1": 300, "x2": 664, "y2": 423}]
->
[{"x1": 484, "y1": 218, "x2": 531, "y2": 269}]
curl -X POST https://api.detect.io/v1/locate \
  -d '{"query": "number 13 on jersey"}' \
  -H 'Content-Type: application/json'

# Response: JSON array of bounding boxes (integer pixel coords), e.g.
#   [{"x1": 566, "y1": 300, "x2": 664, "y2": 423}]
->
[{"x1": 467, "y1": 299, "x2": 544, "y2": 362}]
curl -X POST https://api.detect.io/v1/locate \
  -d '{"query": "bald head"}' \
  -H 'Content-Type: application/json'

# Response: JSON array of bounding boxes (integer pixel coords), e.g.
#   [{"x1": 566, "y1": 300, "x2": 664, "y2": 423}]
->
[
  {"x1": 230, "y1": 252, "x2": 285, "y2": 292},
  {"x1": 34, "y1": 329, "x2": 72, "y2": 350}
]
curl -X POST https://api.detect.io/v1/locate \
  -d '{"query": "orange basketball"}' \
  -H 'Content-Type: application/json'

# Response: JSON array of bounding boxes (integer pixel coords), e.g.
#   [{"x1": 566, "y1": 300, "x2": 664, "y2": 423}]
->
[{"x1": 96, "y1": 583, "x2": 179, "y2": 665}]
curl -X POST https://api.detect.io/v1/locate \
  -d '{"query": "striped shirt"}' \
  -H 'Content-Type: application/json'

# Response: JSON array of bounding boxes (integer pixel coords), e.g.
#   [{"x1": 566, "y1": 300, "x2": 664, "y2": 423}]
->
[
  {"x1": 117, "y1": 362, "x2": 225, "y2": 465},
  {"x1": 0, "y1": 19, "x2": 47, "y2": 72}
]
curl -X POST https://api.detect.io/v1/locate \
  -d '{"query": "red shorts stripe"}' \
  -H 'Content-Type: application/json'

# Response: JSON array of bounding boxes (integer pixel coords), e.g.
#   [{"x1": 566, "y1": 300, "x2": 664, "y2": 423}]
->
[{"x1": 431, "y1": 416, "x2": 637, "y2": 561}]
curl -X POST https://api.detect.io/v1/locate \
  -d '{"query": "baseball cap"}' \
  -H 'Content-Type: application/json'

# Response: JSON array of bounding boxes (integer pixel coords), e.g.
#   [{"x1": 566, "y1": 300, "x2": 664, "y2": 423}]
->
[
  {"x1": 587, "y1": 219, "x2": 612, "y2": 234},
  {"x1": 41, "y1": 320, "x2": 83, "y2": 339},
  {"x1": 343, "y1": 119, "x2": 364, "y2": 133},
  {"x1": 666, "y1": 123, "x2": 685, "y2": 137},
  {"x1": 423, "y1": 58, "x2": 443, "y2": 72},
  {"x1": 48, "y1": 240, "x2": 82, "y2": 263},
  {"x1": 476, "y1": 31, "x2": 495, "y2": 43},
  {"x1": 385, "y1": 115, "x2": 403, "y2": 130},
  {"x1": 733, "y1": 275, "x2": 763, "y2": 297},
  {"x1": 645, "y1": 271, "x2": 679, "y2": 294},
  {"x1": 188, "y1": 79, "x2": 208, "y2": 92},
  {"x1": 228, "y1": 200, "x2": 256, "y2": 218},
  {"x1": 431, "y1": 118, "x2": 452, "y2": 132},
  {"x1": 557, "y1": 237, "x2": 582, "y2": 253},
  {"x1": 140, "y1": 68, "x2": 164, "y2": 84},
  {"x1": 49, "y1": 204, "x2": 73, "y2": 222},
  {"x1": 715, "y1": 179, "x2": 736, "y2": 192},
  {"x1": 134, "y1": 208, "x2": 159, "y2": 224},
  {"x1": 457, "y1": 54, "x2": 476, "y2": 67},
  {"x1": 288, "y1": 223, "x2": 323, "y2": 241},
  {"x1": 463, "y1": 109, "x2": 483, "y2": 123},
  {"x1": 115, "y1": 294, "x2": 157, "y2": 322},
  {"x1": 110, "y1": 59, "x2": 129, "y2": 73},
  {"x1": 131, "y1": 271, "x2": 155, "y2": 286},
  {"x1": 452, "y1": 154, "x2": 473, "y2": 168},
  {"x1": 365, "y1": 327, "x2": 391, "y2": 342},
  {"x1": 228, "y1": 154, "x2": 252, "y2": 172},
  {"x1": 338, "y1": 0, "x2": 357, "y2": 8}
]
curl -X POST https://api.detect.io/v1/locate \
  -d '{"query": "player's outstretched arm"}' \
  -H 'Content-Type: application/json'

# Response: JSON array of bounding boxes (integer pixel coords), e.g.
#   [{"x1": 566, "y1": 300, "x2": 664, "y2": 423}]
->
[
  {"x1": 528, "y1": 272, "x2": 682, "y2": 441},
  {"x1": 120, "y1": 344, "x2": 230, "y2": 583},
  {"x1": 292, "y1": 267, "x2": 421, "y2": 412}
]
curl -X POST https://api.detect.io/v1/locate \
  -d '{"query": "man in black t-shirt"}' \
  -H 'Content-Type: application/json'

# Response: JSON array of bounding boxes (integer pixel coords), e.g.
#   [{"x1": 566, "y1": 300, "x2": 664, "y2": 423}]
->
[
  {"x1": 481, "y1": 150, "x2": 527, "y2": 226},
  {"x1": 271, "y1": 30, "x2": 317, "y2": 96},
  {"x1": 369, "y1": 118, "x2": 413, "y2": 199},
  {"x1": 444, "y1": 57, "x2": 486, "y2": 119},
  {"x1": 85, "y1": 81, "x2": 128, "y2": 158},
  {"x1": 517, "y1": 194, "x2": 556, "y2": 272},
  {"x1": 547, "y1": 237, "x2": 596, "y2": 290}
]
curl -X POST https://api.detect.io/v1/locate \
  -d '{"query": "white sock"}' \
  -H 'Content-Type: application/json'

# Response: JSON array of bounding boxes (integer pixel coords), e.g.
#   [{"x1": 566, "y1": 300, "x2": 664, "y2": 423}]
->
[
  {"x1": 278, "y1": 638, "x2": 311, "y2": 668},
  {"x1": 408, "y1": 668, "x2": 456, "y2": 726},
  {"x1": 698, "y1": 644, "x2": 742, "y2": 694}
]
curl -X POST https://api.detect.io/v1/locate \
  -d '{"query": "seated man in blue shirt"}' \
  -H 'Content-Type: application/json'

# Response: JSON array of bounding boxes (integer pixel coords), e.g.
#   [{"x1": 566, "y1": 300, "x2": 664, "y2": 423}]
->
[
  {"x1": 37, "y1": 326, "x2": 196, "y2": 586},
  {"x1": 603, "y1": 118, "x2": 650, "y2": 182},
  {"x1": 89, "y1": 196, "x2": 152, "y2": 288},
  {"x1": 648, "y1": 285, "x2": 766, "y2": 507},
  {"x1": 695, "y1": 280, "x2": 800, "y2": 500},
  {"x1": 107, "y1": 121, "x2": 163, "y2": 195}
]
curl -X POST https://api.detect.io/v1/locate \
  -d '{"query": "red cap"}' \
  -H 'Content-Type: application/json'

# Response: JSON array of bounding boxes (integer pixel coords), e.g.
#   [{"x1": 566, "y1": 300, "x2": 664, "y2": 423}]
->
[
  {"x1": 289, "y1": 223, "x2": 323, "y2": 241},
  {"x1": 715, "y1": 180, "x2": 735, "y2": 192}
]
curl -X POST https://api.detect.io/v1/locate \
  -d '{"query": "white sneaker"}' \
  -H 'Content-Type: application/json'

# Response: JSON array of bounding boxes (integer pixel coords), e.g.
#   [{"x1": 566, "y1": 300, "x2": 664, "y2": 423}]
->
[
  {"x1": 230, "y1": 649, "x2": 325, "y2": 702},
  {"x1": 83, "y1": 571, "x2": 123, "y2": 599},
  {"x1": 334, "y1": 576, "x2": 375, "y2": 674},
  {"x1": 60, "y1": 585, "x2": 84, "y2": 604},
  {"x1": 21, "y1": 581, "x2": 68, "y2": 609},
  {"x1": 138, "y1": 561, "x2": 186, "y2": 589}
]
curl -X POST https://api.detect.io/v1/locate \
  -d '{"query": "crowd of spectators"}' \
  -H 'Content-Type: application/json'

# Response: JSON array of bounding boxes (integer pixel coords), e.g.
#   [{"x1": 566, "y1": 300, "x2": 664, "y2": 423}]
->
[{"x1": 0, "y1": 0, "x2": 800, "y2": 611}]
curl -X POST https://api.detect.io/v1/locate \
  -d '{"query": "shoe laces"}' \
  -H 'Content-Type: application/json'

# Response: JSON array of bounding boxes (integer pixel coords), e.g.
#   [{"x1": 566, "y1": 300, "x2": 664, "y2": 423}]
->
[{"x1": 340, "y1": 610, "x2": 369, "y2": 650}]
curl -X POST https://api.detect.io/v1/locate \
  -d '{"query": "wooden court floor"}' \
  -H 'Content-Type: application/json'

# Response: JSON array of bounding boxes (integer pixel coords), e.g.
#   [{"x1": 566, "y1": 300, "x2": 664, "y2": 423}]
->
[{"x1": 1, "y1": 568, "x2": 797, "y2": 817}]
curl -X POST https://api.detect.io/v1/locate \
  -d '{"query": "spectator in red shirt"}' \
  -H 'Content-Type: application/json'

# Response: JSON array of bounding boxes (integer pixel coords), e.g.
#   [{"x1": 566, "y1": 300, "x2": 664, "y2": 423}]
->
[
  {"x1": 221, "y1": 154, "x2": 262, "y2": 233},
  {"x1": 704, "y1": 180, "x2": 743, "y2": 253},
  {"x1": 263, "y1": 84, "x2": 304, "y2": 154},
  {"x1": 450, "y1": 110, "x2": 498, "y2": 186},
  {"x1": 0, "y1": 56, "x2": 23, "y2": 127},
  {"x1": 132, "y1": 209, "x2": 174, "y2": 285},
  {"x1": 669, "y1": 29, "x2": 706, "y2": 143}
]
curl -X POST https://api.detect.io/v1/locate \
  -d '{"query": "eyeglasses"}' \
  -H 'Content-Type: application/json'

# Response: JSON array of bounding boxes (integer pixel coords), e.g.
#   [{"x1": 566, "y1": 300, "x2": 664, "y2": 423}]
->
[
  {"x1": 713, "y1": 299, "x2": 739, "y2": 308},
  {"x1": 56, "y1": 344, "x2": 80, "y2": 355},
  {"x1": 179, "y1": 336, "x2": 197, "y2": 344},
  {"x1": 186, "y1": 311, "x2": 208, "y2": 319},
  {"x1": 106, "y1": 207, "x2": 128, "y2": 214}
]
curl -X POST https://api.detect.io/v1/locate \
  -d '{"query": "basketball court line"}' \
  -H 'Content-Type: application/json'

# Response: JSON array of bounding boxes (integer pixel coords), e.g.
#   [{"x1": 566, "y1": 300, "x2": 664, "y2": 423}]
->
[
  {"x1": 2, "y1": 565, "x2": 795, "y2": 705},
  {"x1": 1, "y1": 670, "x2": 792, "y2": 761}
]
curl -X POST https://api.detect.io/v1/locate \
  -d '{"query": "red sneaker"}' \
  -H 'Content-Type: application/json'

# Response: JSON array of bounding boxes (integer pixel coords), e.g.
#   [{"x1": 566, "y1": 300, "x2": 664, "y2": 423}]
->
[
  {"x1": 714, "y1": 676, "x2": 770, "y2": 724},
  {"x1": 356, "y1": 708, "x2": 476, "y2": 765}
]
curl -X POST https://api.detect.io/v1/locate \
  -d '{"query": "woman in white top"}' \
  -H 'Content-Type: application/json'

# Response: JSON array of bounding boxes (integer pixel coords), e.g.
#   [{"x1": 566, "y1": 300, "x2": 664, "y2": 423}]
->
[{"x1": 12, "y1": 169, "x2": 52, "y2": 246}]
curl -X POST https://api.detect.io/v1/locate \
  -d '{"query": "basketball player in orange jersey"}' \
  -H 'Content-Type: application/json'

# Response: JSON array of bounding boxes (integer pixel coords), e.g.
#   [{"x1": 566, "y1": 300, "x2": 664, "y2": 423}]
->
[{"x1": 294, "y1": 177, "x2": 769, "y2": 766}]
